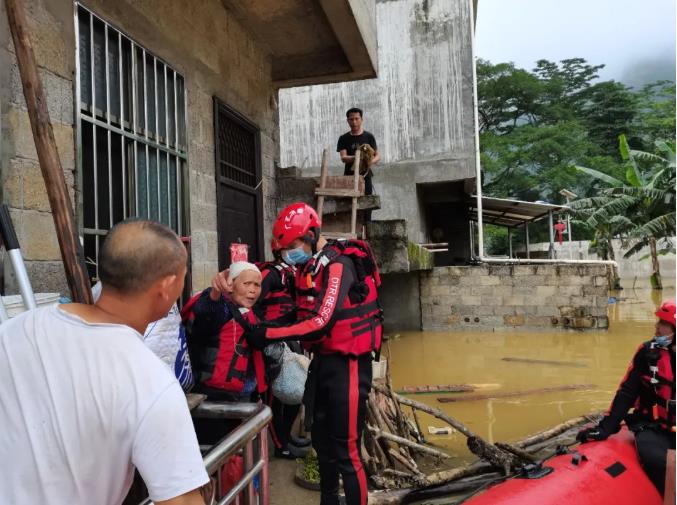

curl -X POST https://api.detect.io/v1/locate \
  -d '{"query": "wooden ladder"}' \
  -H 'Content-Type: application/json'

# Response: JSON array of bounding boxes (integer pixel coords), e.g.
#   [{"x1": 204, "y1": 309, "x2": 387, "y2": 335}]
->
[{"x1": 315, "y1": 148, "x2": 363, "y2": 239}]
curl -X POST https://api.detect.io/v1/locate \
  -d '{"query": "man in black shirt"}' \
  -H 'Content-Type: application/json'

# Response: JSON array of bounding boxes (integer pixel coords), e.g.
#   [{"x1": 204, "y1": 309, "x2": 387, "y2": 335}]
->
[{"x1": 336, "y1": 107, "x2": 380, "y2": 198}]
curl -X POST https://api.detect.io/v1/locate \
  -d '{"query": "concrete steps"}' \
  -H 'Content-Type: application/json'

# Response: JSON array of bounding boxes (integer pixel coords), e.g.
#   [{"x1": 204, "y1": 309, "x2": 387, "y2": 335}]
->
[{"x1": 277, "y1": 167, "x2": 431, "y2": 274}]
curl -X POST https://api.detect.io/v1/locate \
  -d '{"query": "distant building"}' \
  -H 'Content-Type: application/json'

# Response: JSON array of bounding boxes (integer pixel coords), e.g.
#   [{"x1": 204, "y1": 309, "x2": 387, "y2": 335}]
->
[{"x1": 279, "y1": 0, "x2": 478, "y2": 265}]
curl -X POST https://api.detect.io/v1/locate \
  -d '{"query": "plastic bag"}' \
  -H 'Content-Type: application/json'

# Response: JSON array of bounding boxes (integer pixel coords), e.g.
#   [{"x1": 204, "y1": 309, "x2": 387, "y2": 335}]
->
[
  {"x1": 92, "y1": 282, "x2": 194, "y2": 391},
  {"x1": 143, "y1": 304, "x2": 194, "y2": 391},
  {"x1": 270, "y1": 345, "x2": 309, "y2": 405}
]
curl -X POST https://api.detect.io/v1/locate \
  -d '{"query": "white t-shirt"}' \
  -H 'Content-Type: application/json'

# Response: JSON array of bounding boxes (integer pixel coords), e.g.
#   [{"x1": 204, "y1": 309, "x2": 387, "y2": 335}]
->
[{"x1": 0, "y1": 305, "x2": 209, "y2": 504}]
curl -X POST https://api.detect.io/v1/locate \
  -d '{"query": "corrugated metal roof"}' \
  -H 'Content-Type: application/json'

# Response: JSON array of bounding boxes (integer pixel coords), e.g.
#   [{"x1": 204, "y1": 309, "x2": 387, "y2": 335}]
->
[{"x1": 468, "y1": 196, "x2": 568, "y2": 228}]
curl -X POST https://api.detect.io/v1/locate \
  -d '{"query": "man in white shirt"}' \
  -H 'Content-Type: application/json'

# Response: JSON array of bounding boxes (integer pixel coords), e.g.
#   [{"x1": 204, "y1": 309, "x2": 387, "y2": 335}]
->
[{"x1": 0, "y1": 219, "x2": 208, "y2": 505}]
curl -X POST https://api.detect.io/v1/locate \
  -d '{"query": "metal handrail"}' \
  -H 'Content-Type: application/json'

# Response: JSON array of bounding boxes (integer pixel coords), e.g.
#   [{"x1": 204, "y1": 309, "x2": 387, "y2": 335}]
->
[
  {"x1": 140, "y1": 402, "x2": 271, "y2": 505},
  {"x1": 196, "y1": 402, "x2": 272, "y2": 475}
]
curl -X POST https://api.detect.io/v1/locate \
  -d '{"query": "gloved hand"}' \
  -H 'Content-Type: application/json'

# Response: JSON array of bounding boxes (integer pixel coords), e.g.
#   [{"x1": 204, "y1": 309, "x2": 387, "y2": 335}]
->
[
  {"x1": 244, "y1": 324, "x2": 267, "y2": 350},
  {"x1": 576, "y1": 426, "x2": 609, "y2": 443}
]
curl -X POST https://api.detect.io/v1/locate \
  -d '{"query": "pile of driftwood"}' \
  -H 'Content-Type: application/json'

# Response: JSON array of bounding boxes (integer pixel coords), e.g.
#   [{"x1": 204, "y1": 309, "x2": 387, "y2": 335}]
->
[{"x1": 363, "y1": 365, "x2": 602, "y2": 504}]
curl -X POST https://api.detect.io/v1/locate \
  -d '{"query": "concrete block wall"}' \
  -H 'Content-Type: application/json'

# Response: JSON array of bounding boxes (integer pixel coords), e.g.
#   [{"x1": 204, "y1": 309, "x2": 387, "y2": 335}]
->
[
  {"x1": 420, "y1": 264, "x2": 610, "y2": 331},
  {"x1": 526, "y1": 239, "x2": 676, "y2": 288},
  {"x1": 0, "y1": 0, "x2": 279, "y2": 295},
  {"x1": 0, "y1": 0, "x2": 77, "y2": 294}
]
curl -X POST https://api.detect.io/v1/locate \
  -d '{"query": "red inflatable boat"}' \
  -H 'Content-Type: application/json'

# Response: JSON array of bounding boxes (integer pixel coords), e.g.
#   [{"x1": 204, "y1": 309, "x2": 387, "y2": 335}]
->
[{"x1": 463, "y1": 427, "x2": 662, "y2": 505}]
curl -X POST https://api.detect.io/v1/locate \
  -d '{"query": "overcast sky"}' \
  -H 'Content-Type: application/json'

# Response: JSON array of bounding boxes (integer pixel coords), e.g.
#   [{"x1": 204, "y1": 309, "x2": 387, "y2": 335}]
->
[{"x1": 475, "y1": 0, "x2": 676, "y2": 89}]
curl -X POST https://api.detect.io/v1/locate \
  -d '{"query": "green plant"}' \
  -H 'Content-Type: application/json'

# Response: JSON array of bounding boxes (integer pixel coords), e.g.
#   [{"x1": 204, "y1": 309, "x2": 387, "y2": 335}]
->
[
  {"x1": 300, "y1": 452, "x2": 320, "y2": 483},
  {"x1": 572, "y1": 135, "x2": 675, "y2": 289}
]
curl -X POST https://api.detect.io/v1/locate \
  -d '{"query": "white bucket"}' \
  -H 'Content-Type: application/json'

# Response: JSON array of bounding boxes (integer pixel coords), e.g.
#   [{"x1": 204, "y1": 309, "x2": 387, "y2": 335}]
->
[
  {"x1": 1, "y1": 293, "x2": 61, "y2": 319},
  {"x1": 372, "y1": 359, "x2": 387, "y2": 380}
]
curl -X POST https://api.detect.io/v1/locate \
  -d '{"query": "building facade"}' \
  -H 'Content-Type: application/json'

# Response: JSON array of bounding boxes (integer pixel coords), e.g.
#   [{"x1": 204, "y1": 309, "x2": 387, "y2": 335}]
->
[
  {"x1": 279, "y1": 0, "x2": 478, "y2": 263},
  {"x1": 0, "y1": 0, "x2": 376, "y2": 296}
]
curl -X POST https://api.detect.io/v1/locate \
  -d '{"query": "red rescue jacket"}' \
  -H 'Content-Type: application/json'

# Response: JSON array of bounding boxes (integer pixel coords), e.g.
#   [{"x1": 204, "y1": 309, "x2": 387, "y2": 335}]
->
[
  {"x1": 266, "y1": 239, "x2": 383, "y2": 357},
  {"x1": 182, "y1": 294, "x2": 267, "y2": 394},
  {"x1": 600, "y1": 340, "x2": 675, "y2": 434},
  {"x1": 634, "y1": 342, "x2": 675, "y2": 428}
]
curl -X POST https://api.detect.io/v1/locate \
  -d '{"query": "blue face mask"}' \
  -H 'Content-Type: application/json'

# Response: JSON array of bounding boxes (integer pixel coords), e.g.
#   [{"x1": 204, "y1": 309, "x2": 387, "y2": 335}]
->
[
  {"x1": 654, "y1": 334, "x2": 673, "y2": 347},
  {"x1": 283, "y1": 246, "x2": 312, "y2": 266}
]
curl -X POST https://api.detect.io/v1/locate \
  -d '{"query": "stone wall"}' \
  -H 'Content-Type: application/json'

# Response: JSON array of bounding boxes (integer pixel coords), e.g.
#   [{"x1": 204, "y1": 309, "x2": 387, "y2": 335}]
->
[
  {"x1": 0, "y1": 0, "x2": 77, "y2": 294},
  {"x1": 420, "y1": 264, "x2": 610, "y2": 331},
  {"x1": 0, "y1": 0, "x2": 278, "y2": 295},
  {"x1": 524, "y1": 239, "x2": 676, "y2": 288}
]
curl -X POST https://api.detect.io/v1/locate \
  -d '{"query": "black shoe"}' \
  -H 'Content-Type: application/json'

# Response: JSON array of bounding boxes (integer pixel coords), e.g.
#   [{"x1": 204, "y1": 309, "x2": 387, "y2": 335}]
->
[
  {"x1": 274, "y1": 447, "x2": 297, "y2": 460},
  {"x1": 290, "y1": 436, "x2": 312, "y2": 448},
  {"x1": 275, "y1": 444, "x2": 310, "y2": 459}
]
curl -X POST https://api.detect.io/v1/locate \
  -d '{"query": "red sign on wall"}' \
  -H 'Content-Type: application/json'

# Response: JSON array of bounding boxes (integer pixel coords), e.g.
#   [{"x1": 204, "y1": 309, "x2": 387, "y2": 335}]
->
[{"x1": 230, "y1": 243, "x2": 249, "y2": 263}]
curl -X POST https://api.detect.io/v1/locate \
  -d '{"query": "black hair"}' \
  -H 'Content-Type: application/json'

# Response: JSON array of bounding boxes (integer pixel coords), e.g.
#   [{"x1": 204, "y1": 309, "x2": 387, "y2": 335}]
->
[
  {"x1": 99, "y1": 218, "x2": 186, "y2": 294},
  {"x1": 303, "y1": 226, "x2": 321, "y2": 254},
  {"x1": 346, "y1": 107, "x2": 363, "y2": 118}
]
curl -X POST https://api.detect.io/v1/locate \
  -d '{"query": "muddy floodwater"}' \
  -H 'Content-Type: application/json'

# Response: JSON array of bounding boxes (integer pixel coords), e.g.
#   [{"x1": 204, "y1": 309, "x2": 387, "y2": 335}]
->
[{"x1": 387, "y1": 288, "x2": 675, "y2": 467}]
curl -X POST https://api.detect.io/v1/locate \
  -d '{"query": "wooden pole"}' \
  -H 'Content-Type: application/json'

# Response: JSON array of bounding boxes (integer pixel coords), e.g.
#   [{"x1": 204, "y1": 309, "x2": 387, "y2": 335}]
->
[
  {"x1": 437, "y1": 383, "x2": 596, "y2": 403},
  {"x1": 374, "y1": 383, "x2": 475, "y2": 438},
  {"x1": 5, "y1": 0, "x2": 93, "y2": 303},
  {"x1": 316, "y1": 149, "x2": 329, "y2": 218},
  {"x1": 351, "y1": 149, "x2": 361, "y2": 237},
  {"x1": 368, "y1": 426, "x2": 450, "y2": 459}
]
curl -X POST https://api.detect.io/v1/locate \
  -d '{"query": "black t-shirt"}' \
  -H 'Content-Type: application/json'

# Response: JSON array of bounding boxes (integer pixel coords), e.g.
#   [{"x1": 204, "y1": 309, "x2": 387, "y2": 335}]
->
[{"x1": 336, "y1": 131, "x2": 377, "y2": 177}]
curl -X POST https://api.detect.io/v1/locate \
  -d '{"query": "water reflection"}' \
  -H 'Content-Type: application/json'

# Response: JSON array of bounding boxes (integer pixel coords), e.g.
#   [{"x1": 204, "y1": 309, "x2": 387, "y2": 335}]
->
[{"x1": 388, "y1": 288, "x2": 675, "y2": 466}]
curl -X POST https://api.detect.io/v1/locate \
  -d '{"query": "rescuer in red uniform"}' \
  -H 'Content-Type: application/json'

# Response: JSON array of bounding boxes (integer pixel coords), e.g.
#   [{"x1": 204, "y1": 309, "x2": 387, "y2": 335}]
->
[
  {"x1": 255, "y1": 241, "x2": 310, "y2": 459},
  {"x1": 246, "y1": 202, "x2": 383, "y2": 505},
  {"x1": 578, "y1": 299, "x2": 676, "y2": 495}
]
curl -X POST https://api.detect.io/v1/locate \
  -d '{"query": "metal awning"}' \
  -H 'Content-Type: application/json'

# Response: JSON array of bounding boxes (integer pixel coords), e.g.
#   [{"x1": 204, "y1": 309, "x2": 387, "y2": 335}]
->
[{"x1": 468, "y1": 196, "x2": 568, "y2": 228}]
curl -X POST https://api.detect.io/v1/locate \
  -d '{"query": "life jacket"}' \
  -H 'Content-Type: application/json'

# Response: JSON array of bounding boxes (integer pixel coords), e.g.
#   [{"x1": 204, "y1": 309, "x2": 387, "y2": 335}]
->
[
  {"x1": 296, "y1": 239, "x2": 383, "y2": 357},
  {"x1": 255, "y1": 261, "x2": 296, "y2": 324},
  {"x1": 181, "y1": 294, "x2": 267, "y2": 394},
  {"x1": 634, "y1": 341, "x2": 675, "y2": 430}
]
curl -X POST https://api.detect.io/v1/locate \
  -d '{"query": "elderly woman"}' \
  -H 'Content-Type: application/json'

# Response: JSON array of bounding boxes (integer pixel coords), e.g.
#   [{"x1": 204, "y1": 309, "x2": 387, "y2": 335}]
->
[
  {"x1": 183, "y1": 261, "x2": 267, "y2": 402},
  {"x1": 578, "y1": 299, "x2": 675, "y2": 495}
]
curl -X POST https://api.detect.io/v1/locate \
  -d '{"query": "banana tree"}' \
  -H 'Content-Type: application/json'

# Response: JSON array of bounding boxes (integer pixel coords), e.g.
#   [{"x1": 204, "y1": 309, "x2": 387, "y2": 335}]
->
[{"x1": 571, "y1": 135, "x2": 675, "y2": 289}]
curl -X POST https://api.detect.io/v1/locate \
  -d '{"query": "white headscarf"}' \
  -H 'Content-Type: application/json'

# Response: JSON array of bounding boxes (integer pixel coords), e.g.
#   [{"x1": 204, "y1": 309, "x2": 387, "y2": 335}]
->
[{"x1": 228, "y1": 261, "x2": 260, "y2": 283}]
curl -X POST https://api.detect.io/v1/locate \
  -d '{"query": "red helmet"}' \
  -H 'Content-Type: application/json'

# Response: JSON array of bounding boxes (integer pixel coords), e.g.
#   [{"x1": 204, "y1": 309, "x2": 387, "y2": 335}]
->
[
  {"x1": 270, "y1": 237, "x2": 282, "y2": 252},
  {"x1": 272, "y1": 202, "x2": 321, "y2": 249},
  {"x1": 655, "y1": 299, "x2": 676, "y2": 326}
]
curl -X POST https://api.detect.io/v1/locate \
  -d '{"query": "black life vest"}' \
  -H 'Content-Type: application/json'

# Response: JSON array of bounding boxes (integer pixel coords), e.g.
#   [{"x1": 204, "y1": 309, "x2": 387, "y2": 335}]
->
[
  {"x1": 296, "y1": 239, "x2": 383, "y2": 356},
  {"x1": 181, "y1": 294, "x2": 267, "y2": 394},
  {"x1": 255, "y1": 261, "x2": 296, "y2": 324}
]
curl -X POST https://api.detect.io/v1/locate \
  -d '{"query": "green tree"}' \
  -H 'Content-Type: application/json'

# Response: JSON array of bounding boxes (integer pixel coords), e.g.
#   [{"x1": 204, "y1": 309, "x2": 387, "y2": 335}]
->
[
  {"x1": 476, "y1": 59, "x2": 543, "y2": 133},
  {"x1": 580, "y1": 81, "x2": 639, "y2": 156},
  {"x1": 633, "y1": 81, "x2": 676, "y2": 146},
  {"x1": 571, "y1": 135, "x2": 675, "y2": 289},
  {"x1": 478, "y1": 58, "x2": 639, "y2": 206},
  {"x1": 532, "y1": 58, "x2": 605, "y2": 124}
]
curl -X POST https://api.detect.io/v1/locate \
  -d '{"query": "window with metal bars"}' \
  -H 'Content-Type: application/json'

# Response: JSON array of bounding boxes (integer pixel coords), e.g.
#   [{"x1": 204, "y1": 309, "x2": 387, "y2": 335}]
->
[{"x1": 75, "y1": 4, "x2": 187, "y2": 282}]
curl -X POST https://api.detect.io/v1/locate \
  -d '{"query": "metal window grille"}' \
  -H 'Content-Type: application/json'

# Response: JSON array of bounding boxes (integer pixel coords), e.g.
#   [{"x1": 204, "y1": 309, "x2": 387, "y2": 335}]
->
[
  {"x1": 75, "y1": 4, "x2": 187, "y2": 281},
  {"x1": 216, "y1": 108, "x2": 258, "y2": 189}
]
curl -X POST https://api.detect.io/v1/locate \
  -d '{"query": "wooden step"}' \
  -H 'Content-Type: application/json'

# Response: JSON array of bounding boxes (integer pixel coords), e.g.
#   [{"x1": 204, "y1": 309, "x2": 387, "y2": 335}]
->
[
  {"x1": 315, "y1": 188, "x2": 363, "y2": 198},
  {"x1": 322, "y1": 231, "x2": 357, "y2": 240}
]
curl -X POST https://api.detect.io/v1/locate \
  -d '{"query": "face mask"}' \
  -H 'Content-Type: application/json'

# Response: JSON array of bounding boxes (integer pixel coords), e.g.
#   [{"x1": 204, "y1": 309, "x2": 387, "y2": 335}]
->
[
  {"x1": 283, "y1": 246, "x2": 312, "y2": 266},
  {"x1": 654, "y1": 334, "x2": 673, "y2": 347}
]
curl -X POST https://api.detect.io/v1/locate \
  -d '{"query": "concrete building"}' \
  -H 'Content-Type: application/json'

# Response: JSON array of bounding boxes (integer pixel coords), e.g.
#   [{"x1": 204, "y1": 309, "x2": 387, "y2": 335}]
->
[
  {"x1": 0, "y1": 0, "x2": 377, "y2": 295},
  {"x1": 276, "y1": 0, "x2": 618, "y2": 333},
  {"x1": 278, "y1": 0, "x2": 478, "y2": 264}
]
